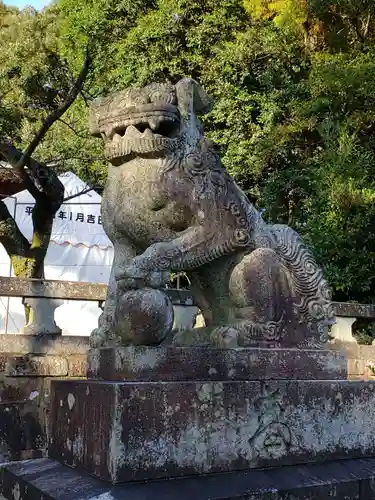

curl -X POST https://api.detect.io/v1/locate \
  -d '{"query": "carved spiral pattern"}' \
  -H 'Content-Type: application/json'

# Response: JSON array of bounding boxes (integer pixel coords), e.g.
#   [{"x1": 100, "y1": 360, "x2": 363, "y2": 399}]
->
[
  {"x1": 178, "y1": 139, "x2": 333, "y2": 341},
  {"x1": 225, "y1": 200, "x2": 248, "y2": 228},
  {"x1": 100, "y1": 80, "x2": 333, "y2": 346},
  {"x1": 210, "y1": 171, "x2": 226, "y2": 188},
  {"x1": 245, "y1": 319, "x2": 285, "y2": 342},
  {"x1": 213, "y1": 314, "x2": 286, "y2": 346},
  {"x1": 317, "y1": 321, "x2": 329, "y2": 344},
  {"x1": 232, "y1": 229, "x2": 251, "y2": 247},
  {"x1": 184, "y1": 153, "x2": 208, "y2": 176},
  {"x1": 319, "y1": 281, "x2": 333, "y2": 301},
  {"x1": 262, "y1": 224, "x2": 334, "y2": 336},
  {"x1": 155, "y1": 256, "x2": 172, "y2": 271}
]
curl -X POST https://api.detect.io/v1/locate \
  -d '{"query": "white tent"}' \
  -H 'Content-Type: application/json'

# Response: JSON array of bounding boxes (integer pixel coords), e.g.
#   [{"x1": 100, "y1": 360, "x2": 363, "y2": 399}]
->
[{"x1": 0, "y1": 171, "x2": 114, "y2": 336}]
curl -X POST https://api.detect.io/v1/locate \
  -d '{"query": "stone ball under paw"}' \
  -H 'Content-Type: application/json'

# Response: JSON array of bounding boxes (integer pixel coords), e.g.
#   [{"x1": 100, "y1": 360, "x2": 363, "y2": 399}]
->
[{"x1": 115, "y1": 288, "x2": 174, "y2": 345}]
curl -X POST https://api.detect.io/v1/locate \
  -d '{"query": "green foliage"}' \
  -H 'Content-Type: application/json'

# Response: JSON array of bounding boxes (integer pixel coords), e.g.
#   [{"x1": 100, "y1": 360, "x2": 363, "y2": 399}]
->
[
  {"x1": 0, "y1": 1, "x2": 107, "y2": 186},
  {"x1": 354, "y1": 321, "x2": 375, "y2": 345},
  {"x1": 0, "y1": 4, "x2": 62, "y2": 140},
  {"x1": 243, "y1": 0, "x2": 308, "y2": 31},
  {"x1": 259, "y1": 50, "x2": 375, "y2": 300}
]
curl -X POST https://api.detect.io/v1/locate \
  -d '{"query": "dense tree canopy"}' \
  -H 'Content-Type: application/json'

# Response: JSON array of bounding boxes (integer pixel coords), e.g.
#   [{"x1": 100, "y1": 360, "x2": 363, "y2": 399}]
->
[
  {"x1": 1, "y1": 0, "x2": 375, "y2": 303},
  {"x1": 0, "y1": 1, "x2": 104, "y2": 186}
]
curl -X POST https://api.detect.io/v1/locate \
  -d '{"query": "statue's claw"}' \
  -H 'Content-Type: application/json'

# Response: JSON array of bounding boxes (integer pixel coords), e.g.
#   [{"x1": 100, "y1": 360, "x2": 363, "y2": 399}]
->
[{"x1": 117, "y1": 258, "x2": 170, "y2": 290}]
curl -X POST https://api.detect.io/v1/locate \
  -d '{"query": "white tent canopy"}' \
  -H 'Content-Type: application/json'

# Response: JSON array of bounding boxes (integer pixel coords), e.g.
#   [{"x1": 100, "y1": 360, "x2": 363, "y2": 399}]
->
[{"x1": 0, "y1": 171, "x2": 114, "y2": 335}]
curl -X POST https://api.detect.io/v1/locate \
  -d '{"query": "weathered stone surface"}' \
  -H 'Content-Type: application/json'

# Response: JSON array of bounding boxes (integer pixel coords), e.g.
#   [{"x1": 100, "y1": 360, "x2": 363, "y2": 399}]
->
[
  {"x1": 87, "y1": 346, "x2": 347, "y2": 381},
  {"x1": 5, "y1": 356, "x2": 68, "y2": 377},
  {"x1": 333, "y1": 301, "x2": 375, "y2": 318},
  {"x1": 1, "y1": 353, "x2": 86, "y2": 379},
  {"x1": 0, "y1": 276, "x2": 107, "y2": 301},
  {"x1": 49, "y1": 378, "x2": 375, "y2": 483},
  {"x1": 0, "y1": 378, "x2": 45, "y2": 461},
  {"x1": 90, "y1": 79, "x2": 334, "y2": 349},
  {"x1": 21, "y1": 298, "x2": 63, "y2": 336},
  {"x1": 66, "y1": 356, "x2": 88, "y2": 378},
  {"x1": 0, "y1": 337, "x2": 88, "y2": 462},
  {"x1": 0, "y1": 334, "x2": 89, "y2": 356},
  {"x1": 167, "y1": 325, "x2": 325, "y2": 349},
  {"x1": 113, "y1": 288, "x2": 174, "y2": 346},
  {"x1": 3, "y1": 457, "x2": 375, "y2": 499}
]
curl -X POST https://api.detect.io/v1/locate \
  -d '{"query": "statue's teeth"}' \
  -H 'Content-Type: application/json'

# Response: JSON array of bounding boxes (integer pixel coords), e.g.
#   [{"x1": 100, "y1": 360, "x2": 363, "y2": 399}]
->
[
  {"x1": 143, "y1": 128, "x2": 154, "y2": 138},
  {"x1": 104, "y1": 126, "x2": 113, "y2": 138},
  {"x1": 148, "y1": 117, "x2": 161, "y2": 131},
  {"x1": 124, "y1": 125, "x2": 141, "y2": 138}
]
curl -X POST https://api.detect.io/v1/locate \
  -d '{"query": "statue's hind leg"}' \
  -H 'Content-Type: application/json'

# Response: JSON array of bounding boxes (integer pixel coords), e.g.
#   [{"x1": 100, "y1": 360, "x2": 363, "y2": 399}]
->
[
  {"x1": 209, "y1": 248, "x2": 297, "y2": 347},
  {"x1": 229, "y1": 248, "x2": 294, "y2": 324}
]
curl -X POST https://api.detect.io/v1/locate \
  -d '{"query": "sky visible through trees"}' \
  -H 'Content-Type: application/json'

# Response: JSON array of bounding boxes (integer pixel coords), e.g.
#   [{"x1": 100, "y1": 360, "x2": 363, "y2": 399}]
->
[{"x1": 4, "y1": 0, "x2": 50, "y2": 10}]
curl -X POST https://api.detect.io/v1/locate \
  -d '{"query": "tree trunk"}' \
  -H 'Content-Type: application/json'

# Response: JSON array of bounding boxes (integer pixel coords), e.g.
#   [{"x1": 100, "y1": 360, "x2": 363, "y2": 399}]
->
[{"x1": 0, "y1": 46, "x2": 91, "y2": 332}]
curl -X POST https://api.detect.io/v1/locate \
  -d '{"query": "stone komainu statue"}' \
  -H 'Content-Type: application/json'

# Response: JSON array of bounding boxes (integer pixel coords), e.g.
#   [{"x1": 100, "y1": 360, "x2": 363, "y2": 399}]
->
[{"x1": 89, "y1": 79, "x2": 334, "y2": 348}]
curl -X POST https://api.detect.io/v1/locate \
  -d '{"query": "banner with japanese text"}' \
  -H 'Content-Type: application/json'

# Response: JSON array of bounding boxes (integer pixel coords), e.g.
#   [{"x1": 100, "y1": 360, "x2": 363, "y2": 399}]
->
[{"x1": 3, "y1": 172, "x2": 112, "y2": 249}]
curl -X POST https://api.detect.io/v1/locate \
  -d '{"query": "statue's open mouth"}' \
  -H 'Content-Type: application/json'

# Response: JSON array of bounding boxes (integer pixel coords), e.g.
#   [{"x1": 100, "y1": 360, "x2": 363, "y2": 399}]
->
[{"x1": 97, "y1": 104, "x2": 181, "y2": 160}]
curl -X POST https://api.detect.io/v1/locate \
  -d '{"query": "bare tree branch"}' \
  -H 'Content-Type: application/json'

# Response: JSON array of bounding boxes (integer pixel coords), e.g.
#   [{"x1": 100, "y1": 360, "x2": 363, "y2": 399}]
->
[
  {"x1": 63, "y1": 186, "x2": 94, "y2": 202},
  {"x1": 0, "y1": 167, "x2": 25, "y2": 196},
  {"x1": 58, "y1": 118, "x2": 87, "y2": 138},
  {"x1": 80, "y1": 91, "x2": 90, "y2": 107},
  {"x1": 0, "y1": 43, "x2": 94, "y2": 316},
  {"x1": 14, "y1": 46, "x2": 92, "y2": 175},
  {"x1": 0, "y1": 141, "x2": 64, "y2": 203},
  {"x1": 44, "y1": 155, "x2": 106, "y2": 164},
  {"x1": 0, "y1": 199, "x2": 30, "y2": 257},
  {"x1": 0, "y1": 44, "x2": 92, "y2": 210}
]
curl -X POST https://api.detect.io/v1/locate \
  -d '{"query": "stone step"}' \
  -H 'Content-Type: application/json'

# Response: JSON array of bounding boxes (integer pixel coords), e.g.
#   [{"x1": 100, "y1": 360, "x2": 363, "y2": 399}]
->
[
  {"x1": 88, "y1": 346, "x2": 347, "y2": 381},
  {"x1": 2, "y1": 457, "x2": 375, "y2": 499},
  {"x1": 49, "y1": 378, "x2": 375, "y2": 484}
]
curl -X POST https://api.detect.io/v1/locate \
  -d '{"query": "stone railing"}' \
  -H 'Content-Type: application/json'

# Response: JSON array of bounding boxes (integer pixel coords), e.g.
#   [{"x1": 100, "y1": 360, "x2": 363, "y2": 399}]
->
[
  {"x1": 330, "y1": 301, "x2": 375, "y2": 343},
  {"x1": 0, "y1": 276, "x2": 200, "y2": 334},
  {"x1": 0, "y1": 276, "x2": 107, "y2": 301},
  {"x1": 1, "y1": 276, "x2": 374, "y2": 340}
]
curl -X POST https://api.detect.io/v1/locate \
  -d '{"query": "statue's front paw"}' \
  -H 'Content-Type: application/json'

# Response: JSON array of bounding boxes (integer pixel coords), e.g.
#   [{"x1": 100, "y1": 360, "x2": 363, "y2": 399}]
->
[{"x1": 117, "y1": 258, "x2": 170, "y2": 290}]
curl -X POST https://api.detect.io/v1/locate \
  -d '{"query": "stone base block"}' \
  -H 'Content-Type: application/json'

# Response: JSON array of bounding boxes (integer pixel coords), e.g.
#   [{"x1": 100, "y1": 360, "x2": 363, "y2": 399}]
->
[
  {"x1": 2, "y1": 457, "x2": 375, "y2": 499},
  {"x1": 88, "y1": 346, "x2": 347, "y2": 381},
  {"x1": 49, "y1": 378, "x2": 375, "y2": 483},
  {"x1": 0, "y1": 335, "x2": 89, "y2": 462}
]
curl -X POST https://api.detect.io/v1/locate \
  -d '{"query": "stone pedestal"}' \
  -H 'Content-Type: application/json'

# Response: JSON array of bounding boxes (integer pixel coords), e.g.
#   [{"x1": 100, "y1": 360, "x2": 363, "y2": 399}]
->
[
  {"x1": 3, "y1": 345, "x2": 375, "y2": 499},
  {"x1": 49, "y1": 376, "x2": 375, "y2": 484},
  {"x1": 87, "y1": 345, "x2": 347, "y2": 381}
]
